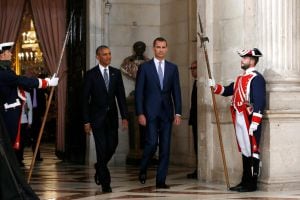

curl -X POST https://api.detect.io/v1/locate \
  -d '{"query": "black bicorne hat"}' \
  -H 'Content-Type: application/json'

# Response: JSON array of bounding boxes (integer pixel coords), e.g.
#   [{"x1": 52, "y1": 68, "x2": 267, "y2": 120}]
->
[{"x1": 237, "y1": 48, "x2": 262, "y2": 57}]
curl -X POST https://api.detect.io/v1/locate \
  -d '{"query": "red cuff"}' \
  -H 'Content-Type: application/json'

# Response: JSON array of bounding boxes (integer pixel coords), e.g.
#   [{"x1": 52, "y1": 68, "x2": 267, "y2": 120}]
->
[
  {"x1": 214, "y1": 84, "x2": 224, "y2": 94},
  {"x1": 38, "y1": 78, "x2": 48, "y2": 88},
  {"x1": 252, "y1": 112, "x2": 262, "y2": 124}
]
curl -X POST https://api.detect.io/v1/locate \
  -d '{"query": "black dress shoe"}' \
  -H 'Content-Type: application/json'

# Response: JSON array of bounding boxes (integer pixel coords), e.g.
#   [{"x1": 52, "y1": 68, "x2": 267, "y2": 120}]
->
[
  {"x1": 229, "y1": 182, "x2": 243, "y2": 191},
  {"x1": 139, "y1": 172, "x2": 146, "y2": 184},
  {"x1": 187, "y1": 171, "x2": 197, "y2": 179},
  {"x1": 238, "y1": 185, "x2": 256, "y2": 192},
  {"x1": 156, "y1": 183, "x2": 170, "y2": 189},
  {"x1": 102, "y1": 186, "x2": 112, "y2": 193}
]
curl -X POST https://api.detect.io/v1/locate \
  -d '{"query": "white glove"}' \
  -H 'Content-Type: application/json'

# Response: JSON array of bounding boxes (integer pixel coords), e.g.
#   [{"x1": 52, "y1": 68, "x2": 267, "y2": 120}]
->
[
  {"x1": 208, "y1": 78, "x2": 216, "y2": 88},
  {"x1": 249, "y1": 123, "x2": 258, "y2": 136},
  {"x1": 45, "y1": 74, "x2": 59, "y2": 87}
]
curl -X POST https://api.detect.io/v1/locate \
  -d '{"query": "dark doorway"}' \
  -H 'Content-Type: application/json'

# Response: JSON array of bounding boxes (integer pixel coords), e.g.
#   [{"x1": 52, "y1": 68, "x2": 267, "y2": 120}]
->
[{"x1": 64, "y1": 0, "x2": 87, "y2": 163}]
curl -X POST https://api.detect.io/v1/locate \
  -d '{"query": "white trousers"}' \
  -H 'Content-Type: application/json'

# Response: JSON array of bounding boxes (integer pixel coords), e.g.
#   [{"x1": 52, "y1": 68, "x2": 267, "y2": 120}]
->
[
  {"x1": 235, "y1": 111, "x2": 259, "y2": 159},
  {"x1": 235, "y1": 111, "x2": 251, "y2": 157}
]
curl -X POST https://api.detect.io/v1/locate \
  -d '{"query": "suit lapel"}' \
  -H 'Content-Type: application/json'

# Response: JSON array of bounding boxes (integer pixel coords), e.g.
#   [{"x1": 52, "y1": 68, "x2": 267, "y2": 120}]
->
[
  {"x1": 108, "y1": 66, "x2": 115, "y2": 93},
  {"x1": 163, "y1": 61, "x2": 171, "y2": 89},
  {"x1": 96, "y1": 66, "x2": 108, "y2": 93},
  {"x1": 149, "y1": 59, "x2": 162, "y2": 89}
]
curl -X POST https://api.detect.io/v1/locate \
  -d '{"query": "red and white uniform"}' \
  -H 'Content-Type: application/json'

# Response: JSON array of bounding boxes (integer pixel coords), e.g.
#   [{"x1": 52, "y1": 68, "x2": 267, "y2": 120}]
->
[{"x1": 214, "y1": 67, "x2": 266, "y2": 159}]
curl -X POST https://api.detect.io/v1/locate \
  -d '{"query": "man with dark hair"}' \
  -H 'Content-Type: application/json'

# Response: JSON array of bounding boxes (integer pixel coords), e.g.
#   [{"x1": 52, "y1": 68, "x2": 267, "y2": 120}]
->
[
  {"x1": 135, "y1": 37, "x2": 182, "y2": 189},
  {"x1": 187, "y1": 60, "x2": 198, "y2": 179},
  {"x1": 83, "y1": 45, "x2": 128, "y2": 193},
  {"x1": 209, "y1": 48, "x2": 266, "y2": 192}
]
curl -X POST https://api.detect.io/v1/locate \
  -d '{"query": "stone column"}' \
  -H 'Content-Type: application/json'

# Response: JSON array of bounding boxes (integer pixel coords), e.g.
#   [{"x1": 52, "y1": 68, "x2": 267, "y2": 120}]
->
[
  {"x1": 103, "y1": 0, "x2": 111, "y2": 45},
  {"x1": 257, "y1": 0, "x2": 300, "y2": 191},
  {"x1": 85, "y1": 0, "x2": 105, "y2": 166}
]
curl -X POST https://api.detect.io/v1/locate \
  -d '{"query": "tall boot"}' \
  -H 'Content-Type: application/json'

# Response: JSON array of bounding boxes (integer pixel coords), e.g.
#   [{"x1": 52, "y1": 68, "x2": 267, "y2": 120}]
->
[
  {"x1": 230, "y1": 155, "x2": 251, "y2": 191},
  {"x1": 251, "y1": 158, "x2": 260, "y2": 191},
  {"x1": 238, "y1": 157, "x2": 259, "y2": 192}
]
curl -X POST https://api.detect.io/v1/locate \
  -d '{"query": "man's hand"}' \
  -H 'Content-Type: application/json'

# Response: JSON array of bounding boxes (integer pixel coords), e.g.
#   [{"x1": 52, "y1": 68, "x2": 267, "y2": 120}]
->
[
  {"x1": 208, "y1": 78, "x2": 216, "y2": 88},
  {"x1": 138, "y1": 114, "x2": 146, "y2": 126},
  {"x1": 46, "y1": 74, "x2": 59, "y2": 87},
  {"x1": 249, "y1": 123, "x2": 258, "y2": 136},
  {"x1": 173, "y1": 115, "x2": 181, "y2": 125},
  {"x1": 84, "y1": 123, "x2": 92, "y2": 135},
  {"x1": 122, "y1": 119, "x2": 128, "y2": 129}
]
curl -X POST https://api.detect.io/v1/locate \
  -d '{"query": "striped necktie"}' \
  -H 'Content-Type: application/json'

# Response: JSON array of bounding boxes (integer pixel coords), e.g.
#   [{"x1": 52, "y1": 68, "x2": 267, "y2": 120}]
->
[
  {"x1": 104, "y1": 68, "x2": 109, "y2": 90},
  {"x1": 158, "y1": 61, "x2": 163, "y2": 89}
]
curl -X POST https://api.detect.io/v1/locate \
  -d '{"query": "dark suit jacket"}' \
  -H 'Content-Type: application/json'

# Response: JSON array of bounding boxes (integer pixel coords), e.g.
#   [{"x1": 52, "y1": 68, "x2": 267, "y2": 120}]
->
[
  {"x1": 188, "y1": 80, "x2": 197, "y2": 126},
  {"x1": 135, "y1": 59, "x2": 182, "y2": 121},
  {"x1": 29, "y1": 88, "x2": 47, "y2": 118},
  {"x1": 82, "y1": 65, "x2": 128, "y2": 130},
  {"x1": 0, "y1": 67, "x2": 41, "y2": 142}
]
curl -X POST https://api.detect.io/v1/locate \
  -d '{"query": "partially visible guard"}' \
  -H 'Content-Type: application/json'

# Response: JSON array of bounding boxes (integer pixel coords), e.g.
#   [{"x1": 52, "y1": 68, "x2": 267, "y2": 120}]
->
[{"x1": 0, "y1": 41, "x2": 59, "y2": 199}]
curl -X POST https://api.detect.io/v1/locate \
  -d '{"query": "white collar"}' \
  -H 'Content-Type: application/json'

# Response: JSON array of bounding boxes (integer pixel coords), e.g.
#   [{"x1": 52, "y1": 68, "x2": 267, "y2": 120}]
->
[
  {"x1": 154, "y1": 57, "x2": 165, "y2": 66},
  {"x1": 245, "y1": 67, "x2": 256, "y2": 74},
  {"x1": 99, "y1": 64, "x2": 109, "y2": 72}
]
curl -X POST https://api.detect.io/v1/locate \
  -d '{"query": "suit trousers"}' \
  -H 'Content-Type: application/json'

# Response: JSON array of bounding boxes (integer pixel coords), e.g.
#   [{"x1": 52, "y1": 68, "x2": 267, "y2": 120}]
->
[
  {"x1": 192, "y1": 123, "x2": 198, "y2": 155},
  {"x1": 140, "y1": 117, "x2": 172, "y2": 184},
  {"x1": 93, "y1": 117, "x2": 118, "y2": 187}
]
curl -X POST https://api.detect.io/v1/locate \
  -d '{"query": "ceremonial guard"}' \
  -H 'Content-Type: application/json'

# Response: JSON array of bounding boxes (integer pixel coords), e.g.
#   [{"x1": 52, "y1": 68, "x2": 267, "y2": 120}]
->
[
  {"x1": 0, "y1": 42, "x2": 58, "y2": 149},
  {"x1": 209, "y1": 48, "x2": 266, "y2": 192},
  {"x1": 0, "y1": 41, "x2": 58, "y2": 199}
]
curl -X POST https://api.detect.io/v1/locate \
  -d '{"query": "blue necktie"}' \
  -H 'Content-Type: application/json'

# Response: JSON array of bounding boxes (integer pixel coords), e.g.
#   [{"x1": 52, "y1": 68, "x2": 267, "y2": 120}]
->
[
  {"x1": 32, "y1": 89, "x2": 37, "y2": 108},
  {"x1": 158, "y1": 61, "x2": 163, "y2": 89},
  {"x1": 104, "y1": 68, "x2": 109, "y2": 90}
]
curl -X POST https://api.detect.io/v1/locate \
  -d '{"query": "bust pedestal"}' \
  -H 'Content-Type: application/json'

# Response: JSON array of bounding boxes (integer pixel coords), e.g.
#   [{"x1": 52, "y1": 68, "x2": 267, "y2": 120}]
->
[{"x1": 126, "y1": 94, "x2": 142, "y2": 165}]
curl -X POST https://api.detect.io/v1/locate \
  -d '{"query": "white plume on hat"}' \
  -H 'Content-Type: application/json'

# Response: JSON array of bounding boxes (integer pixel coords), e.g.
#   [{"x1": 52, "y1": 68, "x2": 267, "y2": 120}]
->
[
  {"x1": 0, "y1": 42, "x2": 14, "y2": 51},
  {"x1": 237, "y1": 48, "x2": 262, "y2": 57}
]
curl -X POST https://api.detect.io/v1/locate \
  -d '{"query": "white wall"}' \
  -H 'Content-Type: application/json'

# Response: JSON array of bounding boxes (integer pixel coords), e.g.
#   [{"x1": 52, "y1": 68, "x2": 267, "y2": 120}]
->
[
  {"x1": 160, "y1": 0, "x2": 197, "y2": 167},
  {"x1": 109, "y1": 0, "x2": 161, "y2": 96}
]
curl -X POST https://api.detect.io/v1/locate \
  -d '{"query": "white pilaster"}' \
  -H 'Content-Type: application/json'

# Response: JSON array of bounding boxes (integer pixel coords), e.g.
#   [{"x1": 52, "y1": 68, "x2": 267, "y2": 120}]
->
[
  {"x1": 104, "y1": 0, "x2": 112, "y2": 46},
  {"x1": 258, "y1": 0, "x2": 300, "y2": 78},
  {"x1": 257, "y1": 0, "x2": 300, "y2": 191}
]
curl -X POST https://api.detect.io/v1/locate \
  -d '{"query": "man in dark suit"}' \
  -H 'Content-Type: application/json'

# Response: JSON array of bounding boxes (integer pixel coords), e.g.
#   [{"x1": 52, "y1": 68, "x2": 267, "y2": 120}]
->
[
  {"x1": 29, "y1": 86, "x2": 47, "y2": 161},
  {"x1": 187, "y1": 60, "x2": 198, "y2": 179},
  {"x1": 135, "y1": 37, "x2": 182, "y2": 189},
  {"x1": 83, "y1": 45, "x2": 128, "y2": 193}
]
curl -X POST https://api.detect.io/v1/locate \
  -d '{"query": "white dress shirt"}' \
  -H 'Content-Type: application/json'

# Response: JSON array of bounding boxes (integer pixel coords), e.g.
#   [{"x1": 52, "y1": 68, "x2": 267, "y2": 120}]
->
[
  {"x1": 154, "y1": 57, "x2": 165, "y2": 77},
  {"x1": 99, "y1": 64, "x2": 110, "y2": 82}
]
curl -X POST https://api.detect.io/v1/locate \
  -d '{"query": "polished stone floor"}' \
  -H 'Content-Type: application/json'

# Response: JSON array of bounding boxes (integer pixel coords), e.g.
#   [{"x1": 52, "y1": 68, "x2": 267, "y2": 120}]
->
[{"x1": 20, "y1": 144, "x2": 300, "y2": 200}]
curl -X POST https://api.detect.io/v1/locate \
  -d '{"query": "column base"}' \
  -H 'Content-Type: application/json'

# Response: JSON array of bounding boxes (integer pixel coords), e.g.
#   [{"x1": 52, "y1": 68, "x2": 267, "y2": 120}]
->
[{"x1": 259, "y1": 175, "x2": 300, "y2": 191}]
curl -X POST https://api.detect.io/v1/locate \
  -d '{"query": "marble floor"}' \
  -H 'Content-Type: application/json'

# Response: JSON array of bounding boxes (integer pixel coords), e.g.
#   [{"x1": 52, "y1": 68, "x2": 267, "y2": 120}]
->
[{"x1": 20, "y1": 144, "x2": 300, "y2": 200}]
